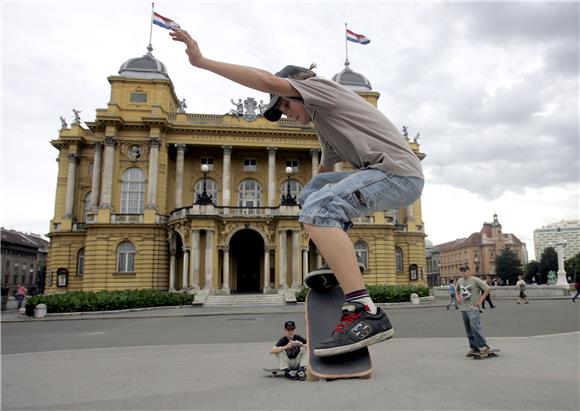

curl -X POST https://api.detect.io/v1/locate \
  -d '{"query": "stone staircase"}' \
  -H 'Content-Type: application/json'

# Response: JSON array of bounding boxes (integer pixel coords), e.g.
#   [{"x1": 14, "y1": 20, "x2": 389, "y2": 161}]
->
[{"x1": 204, "y1": 293, "x2": 286, "y2": 307}]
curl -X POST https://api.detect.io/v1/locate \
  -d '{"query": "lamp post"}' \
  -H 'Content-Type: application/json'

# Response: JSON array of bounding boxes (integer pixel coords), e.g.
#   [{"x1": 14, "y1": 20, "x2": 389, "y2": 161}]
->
[
  {"x1": 195, "y1": 164, "x2": 214, "y2": 205},
  {"x1": 474, "y1": 255, "x2": 480, "y2": 276},
  {"x1": 280, "y1": 166, "x2": 297, "y2": 206}
]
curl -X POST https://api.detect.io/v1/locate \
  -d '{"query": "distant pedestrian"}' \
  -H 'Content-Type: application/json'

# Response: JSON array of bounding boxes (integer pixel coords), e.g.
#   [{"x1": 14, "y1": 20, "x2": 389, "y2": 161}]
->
[
  {"x1": 446, "y1": 279, "x2": 458, "y2": 310},
  {"x1": 456, "y1": 265, "x2": 492, "y2": 357},
  {"x1": 16, "y1": 284, "x2": 27, "y2": 309},
  {"x1": 481, "y1": 278, "x2": 495, "y2": 309},
  {"x1": 516, "y1": 276, "x2": 529, "y2": 304},
  {"x1": 572, "y1": 276, "x2": 580, "y2": 303}
]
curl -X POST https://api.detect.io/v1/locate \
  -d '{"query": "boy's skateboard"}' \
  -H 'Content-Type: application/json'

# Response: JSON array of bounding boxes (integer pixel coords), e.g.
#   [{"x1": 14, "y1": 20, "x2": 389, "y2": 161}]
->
[
  {"x1": 472, "y1": 349, "x2": 500, "y2": 359},
  {"x1": 305, "y1": 286, "x2": 372, "y2": 381},
  {"x1": 263, "y1": 368, "x2": 284, "y2": 377}
]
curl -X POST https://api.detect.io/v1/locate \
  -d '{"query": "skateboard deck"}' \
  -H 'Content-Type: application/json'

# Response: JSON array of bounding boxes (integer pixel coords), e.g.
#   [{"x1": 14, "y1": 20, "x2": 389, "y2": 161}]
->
[
  {"x1": 263, "y1": 368, "x2": 285, "y2": 377},
  {"x1": 472, "y1": 349, "x2": 500, "y2": 359},
  {"x1": 305, "y1": 286, "x2": 372, "y2": 381}
]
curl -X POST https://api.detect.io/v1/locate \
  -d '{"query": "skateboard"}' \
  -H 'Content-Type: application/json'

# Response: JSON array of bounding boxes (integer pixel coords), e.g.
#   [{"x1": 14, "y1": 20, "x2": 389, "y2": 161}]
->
[
  {"x1": 263, "y1": 368, "x2": 285, "y2": 377},
  {"x1": 472, "y1": 349, "x2": 500, "y2": 359},
  {"x1": 305, "y1": 285, "x2": 372, "y2": 381}
]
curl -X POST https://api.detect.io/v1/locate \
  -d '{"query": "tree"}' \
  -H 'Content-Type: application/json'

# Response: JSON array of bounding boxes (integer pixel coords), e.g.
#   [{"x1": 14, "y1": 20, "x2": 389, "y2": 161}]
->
[
  {"x1": 523, "y1": 260, "x2": 540, "y2": 283},
  {"x1": 539, "y1": 247, "x2": 558, "y2": 284},
  {"x1": 495, "y1": 246, "x2": 523, "y2": 285},
  {"x1": 564, "y1": 252, "x2": 580, "y2": 281}
]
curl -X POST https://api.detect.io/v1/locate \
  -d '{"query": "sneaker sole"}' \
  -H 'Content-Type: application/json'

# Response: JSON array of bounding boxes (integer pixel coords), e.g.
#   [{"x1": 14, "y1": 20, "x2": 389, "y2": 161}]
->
[{"x1": 313, "y1": 328, "x2": 395, "y2": 357}]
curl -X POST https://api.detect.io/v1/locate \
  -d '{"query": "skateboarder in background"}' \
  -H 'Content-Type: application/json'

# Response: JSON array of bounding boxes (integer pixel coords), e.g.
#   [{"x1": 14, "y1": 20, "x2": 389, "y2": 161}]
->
[
  {"x1": 270, "y1": 321, "x2": 308, "y2": 380},
  {"x1": 170, "y1": 27, "x2": 424, "y2": 357},
  {"x1": 456, "y1": 265, "x2": 492, "y2": 357}
]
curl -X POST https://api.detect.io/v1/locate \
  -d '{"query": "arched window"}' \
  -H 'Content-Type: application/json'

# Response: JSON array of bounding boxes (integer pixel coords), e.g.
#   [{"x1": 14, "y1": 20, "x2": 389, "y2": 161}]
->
[
  {"x1": 77, "y1": 248, "x2": 85, "y2": 276},
  {"x1": 279, "y1": 179, "x2": 303, "y2": 203},
  {"x1": 194, "y1": 178, "x2": 219, "y2": 204},
  {"x1": 82, "y1": 192, "x2": 92, "y2": 222},
  {"x1": 238, "y1": 179, "x2": 262, "y2": 208},
  {"x1": 120, "y1": 167, "x2": 145, "y2": 214},
  {"x1": 117, "y1": 241, "x2": 136, "y2": 273},
  {"x1": 354, "y1": 241, "x2": 368, "y2": 270},
  {"x1": 395, "y1": 247, "x2": 403, "y2": 272}
]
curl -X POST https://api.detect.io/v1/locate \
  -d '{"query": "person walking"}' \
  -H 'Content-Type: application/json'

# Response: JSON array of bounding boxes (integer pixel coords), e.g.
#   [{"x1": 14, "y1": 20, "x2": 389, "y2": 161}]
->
[
  {"x1": 516, "y1": 276, "x2": 529, "y2": 304},
  {"x1": 16, "y1": 284, "x2": 27, "y2": 310},
  {"x1": 481, "y1": 277, "x2": 495, "y2": 309},
  {"x1": 571, "y1": 275, "x2": 580, "y2": 303},
  {"x1": 456, "y1": 265, "x2": 492, "y2": 357},
  {"x1": 446, "y1": 279, "x2": 458, "y2": 310}
]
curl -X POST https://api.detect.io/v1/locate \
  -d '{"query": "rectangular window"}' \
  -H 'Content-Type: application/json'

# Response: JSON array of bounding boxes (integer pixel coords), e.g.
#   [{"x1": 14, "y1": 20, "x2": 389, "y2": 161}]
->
[
  {"x1": 286, "y1": 160, "x2": 299, "y2": 173},
  {"x1": 88, "y1": 162, "x2": 94, "y2": 176},
  {"x1": 130, "y1": 93, "x2": 148, "y2": 103},
  {"x1": 244, "y1": 159, "x2": 257, "y2": 172},
  {"x1": 201, "y1": 158, "x2": 214, "y2": 170}
]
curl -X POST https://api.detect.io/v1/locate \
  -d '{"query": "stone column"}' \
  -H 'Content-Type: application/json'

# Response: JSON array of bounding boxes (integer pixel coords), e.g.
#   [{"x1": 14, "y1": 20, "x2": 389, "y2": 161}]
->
[
  {"x1": 406, "y1": 204, "x2": 414, "y2": 222},
  {"x1": 222, "y1": 247, "x2": 230, "y2": 293},
  {"x1": 64, "y1": 153, "x2": 79, "y2": 218},
  {"x1": 316, "y1": 249, "x2": 322, "y2": 268},
  {"x1": 169, "y1": 249, "x2": 176, "y2": 291},
  {"x1": 182, "y1": 248, "x2": 189, "y2": 289},
  {"x1": 278, "y1": 231, "x2": 287, "y2": 289},
  {"x1": 291, "y1": 230, "x2": 300, "y2": 288},
  {"x1": 204, "y1": 230, "x2": 214, "y2": 291},
  {"x1": 310, "y1": 149, "x2": 320, "y2": 178},
  {"x1": 302, "y1": 248, "x2": 309, "y2": 285},
  {"x1": 99, "y1": 136, "x2": 116, "y2": 209},
  {"x1": 190, "y1": 230, "x2": 201, "y2": 289},
  {"x1": 267, "y1": 147, "x2": 277, "y2": 207},
  {"x1": 146, "y1": 138, "x2": 160, "y2": 209},
  {"x1": 174, "y1": 144, "x2": 186, "y2": 208},
  {"x1": 221, "y1": 146, "x2": 232, "y2": 208},
  {"x1": 263, "y1": 248, "x2": 271, "y2": 291},
  {"x1": 90, "y1": 142, "x2": 102, "y2": 212}
]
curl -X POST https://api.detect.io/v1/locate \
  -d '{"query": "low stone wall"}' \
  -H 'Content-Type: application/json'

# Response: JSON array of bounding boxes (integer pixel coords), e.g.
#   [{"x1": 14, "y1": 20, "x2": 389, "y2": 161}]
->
[{"x1": 432, "y1": 284, "x2": 571, "y2": 298}]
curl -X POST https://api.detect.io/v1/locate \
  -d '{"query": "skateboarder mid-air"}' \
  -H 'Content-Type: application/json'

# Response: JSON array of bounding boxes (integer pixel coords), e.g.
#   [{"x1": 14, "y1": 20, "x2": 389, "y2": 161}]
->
[{"x1": 170, "y1": 27, "x2": 424, "y2": 357}]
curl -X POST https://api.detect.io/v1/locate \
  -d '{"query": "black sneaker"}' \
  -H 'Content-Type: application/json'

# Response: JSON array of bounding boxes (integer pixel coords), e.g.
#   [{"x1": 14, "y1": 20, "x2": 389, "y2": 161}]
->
[
  {"x1": 284, "y1": 369, "x2": 298, "y2": 380},
  {"x1": 314, "y1": 302, "x2": 394, "y2": 357},
  {"x1": 296, "y1": 367, "x2": 306, "y2": 381},
  {"x1": 305, "y1": 262, "x2": 366, "y2": 292}
]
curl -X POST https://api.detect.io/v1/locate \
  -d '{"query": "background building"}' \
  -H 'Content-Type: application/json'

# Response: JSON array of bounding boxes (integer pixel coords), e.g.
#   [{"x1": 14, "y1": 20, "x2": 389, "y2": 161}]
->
[
  {"x1": 46, "y1": 47, "x2": 427, "y2": 295},
  {"x1": 425, "y1": 238, "x2": 440, "y2": 287},
  {"x1": 534, "y1": 220, "x2": 580, "y2": 261},
  {"x1": 1, "y1": 228, "x2": 48, "y2": 295},
  {"x1": 435, "y1": 213, "x2": 526, "y2": 284}
]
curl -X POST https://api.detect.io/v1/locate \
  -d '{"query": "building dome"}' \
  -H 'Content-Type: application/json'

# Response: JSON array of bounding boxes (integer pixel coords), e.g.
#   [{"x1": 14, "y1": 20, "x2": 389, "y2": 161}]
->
[
  {"x1": 332, "y1": 60, "x2": 372, "y2": 91},
  {"x1": 118, "y1": 46, "x2": 170, "y2": 80},
  {"x1": 425, "y1": 239, "x2": 434, "y2": 249}
]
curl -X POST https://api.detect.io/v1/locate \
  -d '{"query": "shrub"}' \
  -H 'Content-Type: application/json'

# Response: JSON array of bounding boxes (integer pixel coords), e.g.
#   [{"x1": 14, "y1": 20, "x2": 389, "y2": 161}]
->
[
  {"x1": 296, "y1": 284, "x2": 429, "y2": 303},
  {"x1": 27, "y1": 289, "x2": 194, "y2": 313}
]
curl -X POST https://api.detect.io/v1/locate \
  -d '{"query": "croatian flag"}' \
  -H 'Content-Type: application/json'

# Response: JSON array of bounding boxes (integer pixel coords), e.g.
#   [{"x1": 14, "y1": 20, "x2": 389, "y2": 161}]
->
[
  {"x1": 346, "y1": 29, "x2": 370, "y2": 45},
  {"x1": 153, "y1": 12, "x2": 180, "y2": 30}
]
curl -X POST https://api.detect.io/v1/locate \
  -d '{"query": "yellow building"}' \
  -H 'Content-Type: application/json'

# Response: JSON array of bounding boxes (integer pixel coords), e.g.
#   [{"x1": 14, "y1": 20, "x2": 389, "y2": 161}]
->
[{"x1": 46, "y1": 49, "x2": 427, "y2": 295}]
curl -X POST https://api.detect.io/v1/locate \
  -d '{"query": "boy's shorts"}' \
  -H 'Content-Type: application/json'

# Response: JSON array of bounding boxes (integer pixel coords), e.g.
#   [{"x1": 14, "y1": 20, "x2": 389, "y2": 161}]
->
[{"x1": 298, "y1": 169, "x2": 424, "y2": 229}]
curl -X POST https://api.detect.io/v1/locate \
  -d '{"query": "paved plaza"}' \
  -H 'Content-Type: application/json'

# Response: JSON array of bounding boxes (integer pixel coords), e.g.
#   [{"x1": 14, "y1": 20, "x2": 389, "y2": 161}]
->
[{"x1": 2, "y1": 298, "x2": 579, "y2": 410}]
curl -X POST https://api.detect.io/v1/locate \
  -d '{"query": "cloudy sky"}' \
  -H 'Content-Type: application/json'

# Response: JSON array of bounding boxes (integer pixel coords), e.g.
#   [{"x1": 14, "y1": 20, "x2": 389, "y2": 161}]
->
[{"x1": 1, "y1": 1, "x2": 578, "y2": 260}]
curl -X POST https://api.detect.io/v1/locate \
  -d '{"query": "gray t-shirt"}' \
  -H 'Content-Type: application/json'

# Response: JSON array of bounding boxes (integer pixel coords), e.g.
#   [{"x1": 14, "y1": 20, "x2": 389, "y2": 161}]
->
[
  {"x1": 285, "y1": 77, "x2": 424, "y2": 179},
  {"x1": 456, "y1": 276, "x2": 490, "y2": 312}
]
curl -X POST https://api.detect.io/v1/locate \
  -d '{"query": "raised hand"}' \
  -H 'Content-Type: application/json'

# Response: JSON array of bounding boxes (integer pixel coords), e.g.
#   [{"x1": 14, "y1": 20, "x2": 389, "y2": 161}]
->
[{"x1": 170, "y1": 28, "x2": 205, "y2": 68}]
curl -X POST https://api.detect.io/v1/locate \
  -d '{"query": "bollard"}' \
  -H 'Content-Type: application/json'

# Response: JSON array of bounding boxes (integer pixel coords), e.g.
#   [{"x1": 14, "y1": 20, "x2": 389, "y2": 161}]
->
[
  {"x1": 34, "y1": 303, "x2": 47, "y2": 318},
  {"x1": 410, "y1": 293, "x2": 420, "y2": 305}
]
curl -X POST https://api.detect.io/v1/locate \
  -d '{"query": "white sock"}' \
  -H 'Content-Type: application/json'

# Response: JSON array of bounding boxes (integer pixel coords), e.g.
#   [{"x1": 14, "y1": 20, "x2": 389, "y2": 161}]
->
[{"x1": 351, "y1": 297, "x2": 377, "y2": 314}]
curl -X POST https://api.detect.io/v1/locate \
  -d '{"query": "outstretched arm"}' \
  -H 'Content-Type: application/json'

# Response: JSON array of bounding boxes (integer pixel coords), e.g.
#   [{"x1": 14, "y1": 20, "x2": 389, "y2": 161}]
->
[{"x1": 170, "y1": 28, "x2": 300, "y2": 98}]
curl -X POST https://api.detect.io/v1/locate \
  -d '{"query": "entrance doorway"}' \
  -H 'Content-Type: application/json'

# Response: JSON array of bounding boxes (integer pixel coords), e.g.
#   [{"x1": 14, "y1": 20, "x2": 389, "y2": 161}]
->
[{"x1": 230, "y1": 229, "x2": 264, "y2": 293}]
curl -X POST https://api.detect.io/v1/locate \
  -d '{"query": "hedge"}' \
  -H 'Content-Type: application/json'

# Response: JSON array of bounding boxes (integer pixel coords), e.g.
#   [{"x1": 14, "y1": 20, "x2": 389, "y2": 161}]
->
[
  {"x1": 27, "y1": 289, "x2": 194, "y2": 313},
  {"x1": 296, "y1": 284, "x2": 430, "y2": 303}
]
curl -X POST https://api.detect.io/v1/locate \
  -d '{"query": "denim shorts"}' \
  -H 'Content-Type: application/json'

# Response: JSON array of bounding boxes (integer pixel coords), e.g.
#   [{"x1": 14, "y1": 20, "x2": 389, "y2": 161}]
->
[{"x1": 298, "y1": 169, "x2": 424, "y2": 229}]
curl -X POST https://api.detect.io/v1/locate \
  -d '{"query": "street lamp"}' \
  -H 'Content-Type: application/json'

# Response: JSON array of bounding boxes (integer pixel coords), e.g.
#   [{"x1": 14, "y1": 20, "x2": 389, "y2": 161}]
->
[
  {"x1": 195, "y1": 164, "x2": 214, "y2": 205},
  {"x1": 281, "y1": 166, "x2": 297, "y2": 206},
  {"x1": 474, "y1": 255, "x2": 480, "y2": 276}
]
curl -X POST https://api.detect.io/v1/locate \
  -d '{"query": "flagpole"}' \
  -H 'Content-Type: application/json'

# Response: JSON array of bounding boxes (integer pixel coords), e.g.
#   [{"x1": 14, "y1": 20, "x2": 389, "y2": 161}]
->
[
  {"x1": 344, "y1": 22, "x2": 349, "y2": 66},
  {"x1": 148, "y1": 2, "x2": 154, "y2": 53}
]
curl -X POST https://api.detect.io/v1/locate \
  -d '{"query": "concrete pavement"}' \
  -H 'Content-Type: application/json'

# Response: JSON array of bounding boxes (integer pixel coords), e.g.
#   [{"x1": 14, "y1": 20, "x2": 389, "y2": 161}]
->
[{"x1": 2, "y1": 332, "x2": 578, "y2": 410}]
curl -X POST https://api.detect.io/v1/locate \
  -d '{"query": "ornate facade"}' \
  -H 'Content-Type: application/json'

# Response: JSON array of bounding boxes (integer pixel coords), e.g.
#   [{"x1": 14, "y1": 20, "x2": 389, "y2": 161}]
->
[{"x1": 45, "y1": 49, "x2": 427, "y2": 294}]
